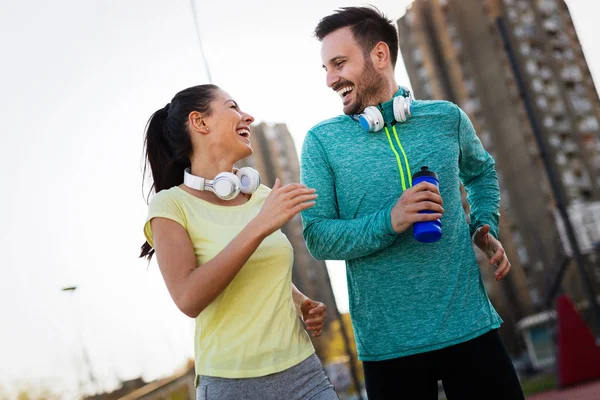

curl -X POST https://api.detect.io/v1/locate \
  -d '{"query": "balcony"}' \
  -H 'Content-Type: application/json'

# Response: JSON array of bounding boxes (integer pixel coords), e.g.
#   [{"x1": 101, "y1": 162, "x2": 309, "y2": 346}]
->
[
  {"x1": 579, "y1": 116, "x2": 600, "y2": 132},
  {"x1": 570, "y1": 94, "x2": 593, "y2": 115},
  {"x1": 537, "y1": 96, "x2": 549, "y2": 110},
  {"x1": 563, "y1": 140, "x2": 579, "y2": 153},
  {"x1": 517, "y1": 0, "x2": 529, "y2": 11},
  {"x1": 540, "y1": 67, "x2": 553, "y2": 80},
  {"x1": 550, "y1": 100, "x2": 565, "y2": 114},
  {"x1": 448, "y1": 25, "x2": 457, "y2": 39},
  {"x1": 546, "y1": 83, "x2": 560, "y2": 97},
  {"x1": 562, "y1": 170, "x2": 577, "y2": 187},
  {"x1": 461, "y1": 98, "x2": 481, "y2": 115},
  {"x1": 521, "y1": 12, "x2": 535, "y2": 26},
  {"x1": 562, "y1": 66, "x2": 583, "y2": 82},
  {"x1": 555, "y1": 118, "x2": 571, "y2": 132},
  {"x1": 423, "y1": 82, "x2": 433, "y2": 98},
  {"x1": 479, "y1": 130, "x2": 492, "y2": 148},
  {"x1": 413, "y1": 48, "x2": 422, "y2": 63},
  {"x1": 555, "y1": 152, "x2": 567, "y2": 166},
  {"x1": 548, "y1": 134, "x2": 561, "y2": 148},
  {"x1": 552, "y1": 47, "x2": 575, "y2": 62},
  {"x1": 543, "y1": 18, "x2": 562, "y2": 34},
  {"x1": 538, "y1": 0, "x2": 558, "y2": 15}
]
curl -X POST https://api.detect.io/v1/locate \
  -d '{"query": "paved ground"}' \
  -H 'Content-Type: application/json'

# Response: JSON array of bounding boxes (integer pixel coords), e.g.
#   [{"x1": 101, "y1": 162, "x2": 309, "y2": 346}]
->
[{"x1": 527, "y1": 380, "x2": 600, "y2": 400}]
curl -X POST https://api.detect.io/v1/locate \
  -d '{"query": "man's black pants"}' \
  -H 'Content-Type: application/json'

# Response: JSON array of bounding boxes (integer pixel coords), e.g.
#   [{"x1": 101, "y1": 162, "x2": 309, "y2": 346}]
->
[{"x1": 362, "y1": 329, "x2": 525, "y2": 399}]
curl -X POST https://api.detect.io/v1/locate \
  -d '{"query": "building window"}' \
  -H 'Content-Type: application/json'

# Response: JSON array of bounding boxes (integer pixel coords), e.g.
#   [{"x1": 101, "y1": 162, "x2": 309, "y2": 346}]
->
[
  {"x1": 548, "y1": 134, "x2": 561, "y2": 147},
  {"x1": 543, "y1": 18, "x2": 561, "y2": 34},
  {"x1": 550, "y1": 100, "x2": 565, "y2": 114},
  {"x1": 540, "y1": 66, "x2": 553, "y2": 80},
  {"x1": 555, "y1": 115, "x2": 570, "y2": 132},
  {"x1": 569, "y1": 94, "x2": 592, "y2": 114},
  {"x1": 563, "y1": 171, "x2": 576, "y2": 187},
  {"x1": 546, "y1": 83, "x2": 559, "y2": 96},
  {"x1": 562, "y1": 65, "x2": 582, "y2": 81},
  {"x1": 521, "y1": 12, "x2": 535, "y2": 26},
  {"x1": 423, "y1": 82, "x2": 432, "y2": 97},
  {"x1": 452, "y1": 38, "x2": 463, "y2": 51},
  {"x1": 512, "y1": 230, "x2": 529, "y2": 264},
  {"x1": 579, "y1": 116, "x2": 599, "y2": 132},
  {"x1": 448, "y1": 24, "x2": 457, "y2": 39},
  {"x1": 514, "y1": 26, "x2": 524, "y2": 38},
  {"x1": 538, "y1": 0, "x2": 557, "y2": 15},
  {"x1": 413, "y1": 48, "x2": 422, "y2": 63},
  {"x1": 465, "y1": 78, "x2": 476, "y2": 95},
  {"x1": 462, "y1": 99, "x2": 481, "y2": 115},
  {"x1": 593, "y1": 155, "x2": 600, "y2": 169},
  {"x1": 479, "y1": 130, "x2": 492, "y2": 148}
]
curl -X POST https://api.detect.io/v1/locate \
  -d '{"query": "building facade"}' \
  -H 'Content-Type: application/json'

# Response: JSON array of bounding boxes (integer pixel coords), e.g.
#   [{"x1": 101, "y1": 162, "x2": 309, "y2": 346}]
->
[{"x1": 398, "y1": 0, "x2": 600, "y2": 351}]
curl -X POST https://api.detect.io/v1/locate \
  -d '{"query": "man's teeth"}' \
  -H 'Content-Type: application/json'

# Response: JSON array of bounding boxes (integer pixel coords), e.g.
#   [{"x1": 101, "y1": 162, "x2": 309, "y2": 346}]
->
[
  {"x1": 237, "y1": 129, "x2": 250, "y2": 137},
  {"x1": 337, "y1": 86, "x2": 353, "y2": 98}
]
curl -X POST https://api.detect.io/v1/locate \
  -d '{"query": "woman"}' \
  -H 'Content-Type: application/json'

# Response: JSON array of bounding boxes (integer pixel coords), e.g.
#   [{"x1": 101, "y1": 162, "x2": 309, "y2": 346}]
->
[{"x1": 140, "y1": 84, "x2": 338, "y2": 400}]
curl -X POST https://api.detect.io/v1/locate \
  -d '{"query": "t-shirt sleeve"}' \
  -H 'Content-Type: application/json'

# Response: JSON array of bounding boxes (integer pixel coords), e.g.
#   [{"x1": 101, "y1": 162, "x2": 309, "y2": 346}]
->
[{"x1": 143, "y1": 190, "x2": 187, "y2": 248}]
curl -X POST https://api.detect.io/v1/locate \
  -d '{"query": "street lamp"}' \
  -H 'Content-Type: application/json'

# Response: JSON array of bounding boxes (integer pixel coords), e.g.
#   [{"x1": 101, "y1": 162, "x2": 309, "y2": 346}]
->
[{"x1": 61, "y1": 286, "x2": 97, "y2": 396}]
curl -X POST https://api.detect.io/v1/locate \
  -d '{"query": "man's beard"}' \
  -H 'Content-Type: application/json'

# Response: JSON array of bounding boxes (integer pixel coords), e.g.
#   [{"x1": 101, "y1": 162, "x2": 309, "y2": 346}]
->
[{"x1": 343, "y1": 58, "x2": 388, "y2": 115}]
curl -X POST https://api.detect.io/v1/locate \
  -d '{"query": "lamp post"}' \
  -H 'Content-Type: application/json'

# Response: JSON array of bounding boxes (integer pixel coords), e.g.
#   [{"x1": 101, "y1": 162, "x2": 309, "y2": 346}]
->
[{"x1": 61, "y1": 286, "x2": 97, "y2": 396}]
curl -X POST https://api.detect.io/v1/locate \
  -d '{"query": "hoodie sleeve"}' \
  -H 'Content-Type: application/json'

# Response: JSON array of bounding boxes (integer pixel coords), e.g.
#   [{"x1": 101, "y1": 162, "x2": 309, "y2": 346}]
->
[
  {"x1": 456, "y1": 105, "x2": 501, "y2": 239},
  {"x1": 300, "y1": 130, "x2": 398, "y2": 261}
]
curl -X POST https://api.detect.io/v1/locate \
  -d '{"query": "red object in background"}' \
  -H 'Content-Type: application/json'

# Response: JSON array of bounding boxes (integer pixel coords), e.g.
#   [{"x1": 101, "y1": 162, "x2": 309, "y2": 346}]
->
[{"x1": 557, "y1": 295, "x2": 600, "y2": 387}]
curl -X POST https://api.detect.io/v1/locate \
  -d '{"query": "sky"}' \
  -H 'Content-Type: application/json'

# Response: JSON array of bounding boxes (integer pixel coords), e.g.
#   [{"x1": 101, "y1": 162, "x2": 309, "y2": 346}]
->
[{"x1": 0, "y1": 0, "x2": 598, "y2": 398}]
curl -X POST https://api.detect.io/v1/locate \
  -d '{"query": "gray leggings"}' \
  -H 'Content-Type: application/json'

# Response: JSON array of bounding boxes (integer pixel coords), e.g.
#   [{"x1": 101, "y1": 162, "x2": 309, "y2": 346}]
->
[{"x1": 196, "y1": 354, "x2": 339, "y2": 400}]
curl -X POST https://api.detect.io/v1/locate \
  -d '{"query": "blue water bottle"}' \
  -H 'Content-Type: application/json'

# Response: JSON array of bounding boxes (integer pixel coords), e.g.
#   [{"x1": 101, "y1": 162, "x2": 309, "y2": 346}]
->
[{"x1": 412, "y1": 166, "x2": 442, "y2": 243}]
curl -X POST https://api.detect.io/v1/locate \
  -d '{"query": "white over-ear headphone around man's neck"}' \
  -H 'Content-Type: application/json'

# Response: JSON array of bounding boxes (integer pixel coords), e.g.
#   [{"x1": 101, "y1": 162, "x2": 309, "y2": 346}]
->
[
  {"x1": 356, "y1": 86, "x2": 414, "y2": 133},
  {"x1": 183, "y1": 167, "x2": 261, "y2": 201}
]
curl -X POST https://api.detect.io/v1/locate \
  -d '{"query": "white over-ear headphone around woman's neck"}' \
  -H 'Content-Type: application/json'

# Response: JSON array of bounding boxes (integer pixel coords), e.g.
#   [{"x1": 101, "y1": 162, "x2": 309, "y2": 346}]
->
[{"x1": 183, "y1": 167, "x2": 261, "y2": 200}]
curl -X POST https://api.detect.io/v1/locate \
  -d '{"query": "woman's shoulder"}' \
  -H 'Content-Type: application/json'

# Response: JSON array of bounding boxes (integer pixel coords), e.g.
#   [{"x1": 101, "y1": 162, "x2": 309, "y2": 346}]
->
[
  {"x1": 148, "y1": 186, "x2": 188, "y2": 208},
  {"x1": 151, "y1": 185, "x2": 182, "y2": 200}
]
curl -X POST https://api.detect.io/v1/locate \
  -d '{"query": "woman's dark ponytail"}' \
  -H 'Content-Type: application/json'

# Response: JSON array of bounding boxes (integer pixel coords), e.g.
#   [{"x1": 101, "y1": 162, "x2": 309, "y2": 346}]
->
[{"x1": 140, "y1": 84, "x2": 219, "y2": 260}]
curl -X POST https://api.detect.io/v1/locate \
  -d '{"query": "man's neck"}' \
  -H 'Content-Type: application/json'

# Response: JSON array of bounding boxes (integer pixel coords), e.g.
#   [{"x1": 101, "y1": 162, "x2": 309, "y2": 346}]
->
[{"x1": 374, "y1": 78, "x2": 399, "y2": 105}]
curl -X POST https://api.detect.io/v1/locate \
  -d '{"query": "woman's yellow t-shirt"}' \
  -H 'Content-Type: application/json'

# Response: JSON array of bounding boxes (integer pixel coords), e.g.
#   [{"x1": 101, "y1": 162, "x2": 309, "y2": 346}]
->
[{"x1": 144, "y1": 185, "x2": 314, "y2": 378}]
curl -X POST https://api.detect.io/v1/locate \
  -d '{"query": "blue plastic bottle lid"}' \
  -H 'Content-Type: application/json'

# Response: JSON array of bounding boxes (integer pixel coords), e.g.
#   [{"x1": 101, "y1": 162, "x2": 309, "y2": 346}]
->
[{"x1": 412, "y1": 166, "x2": 438, "y2": 180}]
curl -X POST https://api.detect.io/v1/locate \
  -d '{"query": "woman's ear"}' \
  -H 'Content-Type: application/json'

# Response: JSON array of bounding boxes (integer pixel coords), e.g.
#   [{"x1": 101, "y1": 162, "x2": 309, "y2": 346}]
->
[{"x1": 189, "y1": 111, "x2": 210, "y2": 134}]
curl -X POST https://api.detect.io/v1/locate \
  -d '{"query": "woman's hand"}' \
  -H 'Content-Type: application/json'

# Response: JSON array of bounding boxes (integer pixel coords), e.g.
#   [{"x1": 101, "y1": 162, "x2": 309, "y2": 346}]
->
[
  {"x1": 300, "y1": 298, "x2": 327, "y2": 337},
  {"x1": 254, "y1": 179, "x2": 317, "y2": 237}
]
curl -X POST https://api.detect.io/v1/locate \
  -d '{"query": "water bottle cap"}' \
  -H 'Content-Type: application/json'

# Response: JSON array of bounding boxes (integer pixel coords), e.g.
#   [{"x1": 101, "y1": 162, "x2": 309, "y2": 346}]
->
[{"x1": 412, "y1": 166, "x2": 438, "y2": 180}]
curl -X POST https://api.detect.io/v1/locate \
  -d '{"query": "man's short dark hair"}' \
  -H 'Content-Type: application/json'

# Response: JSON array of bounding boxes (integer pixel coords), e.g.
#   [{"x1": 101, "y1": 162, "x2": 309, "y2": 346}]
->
[{"x1": 314, "y1": 6, "x2": 399, "y2": 67}]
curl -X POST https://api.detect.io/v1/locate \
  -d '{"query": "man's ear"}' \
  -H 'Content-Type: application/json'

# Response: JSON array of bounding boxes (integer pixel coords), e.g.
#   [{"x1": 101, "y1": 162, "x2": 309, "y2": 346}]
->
[{"x1": 371, "y1": 41, "x2": 392, "y2": 70}]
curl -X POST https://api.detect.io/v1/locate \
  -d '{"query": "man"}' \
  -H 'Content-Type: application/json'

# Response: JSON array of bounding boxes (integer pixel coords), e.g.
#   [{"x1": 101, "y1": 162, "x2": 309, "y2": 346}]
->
[{"x1": 300, "y1": 6, "x2": 524, "y2": 399}]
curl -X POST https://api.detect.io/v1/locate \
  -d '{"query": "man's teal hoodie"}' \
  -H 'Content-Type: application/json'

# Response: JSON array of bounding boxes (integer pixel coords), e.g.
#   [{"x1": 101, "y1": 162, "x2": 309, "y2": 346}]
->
[{"x1": 300, "y1": 89, "x2": 502, "y2": 361}]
